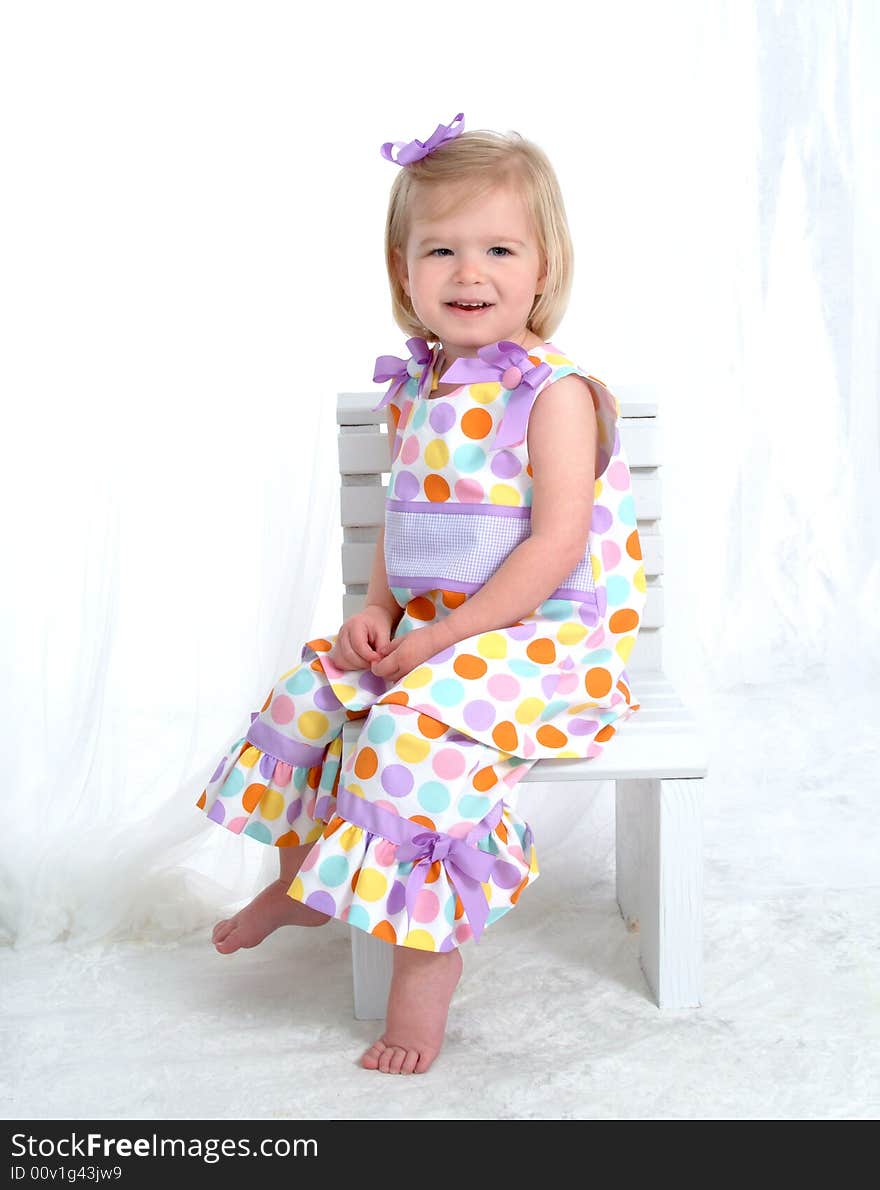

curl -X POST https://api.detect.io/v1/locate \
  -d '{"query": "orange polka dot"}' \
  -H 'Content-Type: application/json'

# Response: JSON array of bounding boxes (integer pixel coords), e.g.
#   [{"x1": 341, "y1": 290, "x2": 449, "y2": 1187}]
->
[
  {"x1": 609, "y1": 608, "x2": 640, "y2": 633},
  {"x1": 527, "y1": 354, "x2": 541, "y2": 367},
  {"x1": 417, "y1": 714, "x2": 447, "y2": 739},
  {"x1": 453, "y1": 895, "x2": 465, "y2": 920},
  {"x1": 492, "y1": 720, "x2": 520, "y2": 753},
  {"x1": 196, "y1": 790, "x2": 206, "y2": 808},
  {"x1": 536, "y1": 724, "x2": 568, "y2": 749},
  {"x1": 389, "y1": 405, "x2": 400, "y2": 434},
  {"x1": 496, "y1": 820, "x2": 509, "y2": 844},
  {"x1": 461, "y1": 407, "x2": 493, "y2": 440},
  {"x1": 306, "y1": 765, "x2": 321, "y2": 789},
  {"x1": 260, "y1": 690, "x2": 272, "y2": 713},
  {"x1": 276, "y1": 830, "x2": 301, "y2": 847},
  {"x1": 585, "y1": 667, "x2": 613, "y2": 698},
  {"x1": 441, "y1": 590, "x2": 468, "y2": 608},
  {"x1": 373, "y1": 920, "x2": 397, "y2": 943},
  {"x1": 595, "y1": 724, "x2": 617, "y2": 742},
  {"x1": 345, "y1": 708, "x2": 367, "y2": 722},
  {"x1": 408, "y1": 596, "x2": 437, "y2": 622},
  {"x1": 453, "y1": 654, "x2": 488, "y2": 680},
  {"x1": 626, "y1": 528, "x2": 643, "y2": 560},
  {"x1": 411, "y1": 814, "x2": 437, "y2": 832},
  {"x1": 526, "y1": 637, "x2": 557, "y2": 665},
  {"x1": 510, "y1": 876, "x2": 529, "y2": 905},
  {"x1": 424, "y1": 473, "x2": 451, "y2": 502},
  {"x1": 354, "y1": 747, "x2": 378, "y2": 779},
  {"x1": 350, "y1": 868, "x2": 360, "y2": 894},
  {"x1": 243, "y1": 782, "x2": 267, "y2": 812},
  {"x1": 377, "y1": 692, "x2": 411, "y2": 707},
  {"x1": 309, "y1": 658, "x2": 324, "y2": 674},
  {"x1": 526, "y1": 462, "x2": 533, "y2": 477},
  {"x1": 324, "y1": 815, "x2": 346, "y2": 837},
  {"x1": 472, "y1": 766, "x2": 499, "y2": 792},
  {"x1": 306, "y1": 637, "x2": 332, "y2": 653},
  {"x1": 424, "y1": 860, "x2": 442, "y2": 885},
  {"x1": 616, "y1": 677, "x2": 632, "y2": 699}
]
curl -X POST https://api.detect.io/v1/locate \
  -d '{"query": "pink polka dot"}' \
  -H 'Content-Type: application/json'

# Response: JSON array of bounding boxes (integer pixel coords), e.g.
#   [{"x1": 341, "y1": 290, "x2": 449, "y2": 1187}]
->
[
  {"x1": 447, "y1": 820, "x2": 475, "y2": 839},
  {"x1": 455, "y1": 922, "x2": 473, "y2": 943},
  {"x1": 401, "y1": 434, "x2": 420, "y2": 464},
  {"x1": 455, "y1": 478, "x2": 484, "y2": 502},
  {"x1": 273, "y1": 761, "x2": 293, "y2": 787},
  {"x1": 413, "y1": 888, "x2": 440, "y2": 923},
  {"x1": 300, "y1": 843, "x2": 320, "y2": 871},
  {"x1": 432, "y1": 748, "x2": 467, "y2": 779},
  {"x1": 486, "y1": 673, "x2": 521, "y2": 700},
  {"x1": 586, "y1": 626, "x2": 606, "y2": 648},
  {"x1": 602, "y1": 540, "x2": 621, "y2": 569},
  {"x1": 306, "y1": 796, "x2": 317, "y2": 818},
  {"x1": 553, "y1": 672, "x2": 580, "y2": 695},
  {"x1": 270, "y1": 695, "x2": 295, "y2": 724},
  {"x1": 375, "y1": 839, "x2": 397, "y2": 866},
  {"x1": 607, "y1": 459, "x2": 630, "y2": 489},
  {"x1": 375, "y1": 799, "x2": 401, "y2": 817},
  {"x1": 587, "y1": 741, "x2": 603, "y2": 759},
  {"x1": 227, "y1": 817, "x2": 247, "y2": 834},
  {"x1": 508, "y1": 844, "x2": 525, "y2": 863}
]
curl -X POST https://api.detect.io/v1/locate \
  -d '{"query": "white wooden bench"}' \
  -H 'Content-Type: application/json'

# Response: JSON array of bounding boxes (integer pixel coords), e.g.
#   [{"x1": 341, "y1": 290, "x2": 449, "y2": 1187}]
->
[{"x1": 335, "y1": 386, "x2": 708, "y2": 1017}]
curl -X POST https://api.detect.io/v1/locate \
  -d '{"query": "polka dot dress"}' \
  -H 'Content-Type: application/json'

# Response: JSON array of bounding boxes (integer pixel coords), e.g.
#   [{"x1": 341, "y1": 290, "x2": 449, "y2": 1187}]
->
[{"x1": 196, "y1": 337, "x2": 646, "y2": 953}]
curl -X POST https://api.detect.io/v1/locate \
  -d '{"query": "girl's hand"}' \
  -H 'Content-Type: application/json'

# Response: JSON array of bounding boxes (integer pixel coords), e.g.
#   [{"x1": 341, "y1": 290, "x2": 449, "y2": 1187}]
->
[
  {"x1": 326, "y1": 605, "x2": 398, "y2": 671},
  {"x1": 370, "y1": 625, "x2": 444, "y2": 682}
]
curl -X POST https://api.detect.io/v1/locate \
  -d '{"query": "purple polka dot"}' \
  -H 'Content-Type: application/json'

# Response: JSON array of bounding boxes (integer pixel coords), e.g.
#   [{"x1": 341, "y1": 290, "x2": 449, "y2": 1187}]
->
[
  {"x1": 210, "y1": 757, "x2": 226, "y2": 783},
  {"x1": 207, "y1": 801, "x2": 225, "y2": 825},
  {"x1": 596, "y1": 588, "x2": 607, "y2": 617},
  {"x1": 579, "y1": 602, "x2": 600, "y2": 627},
  {"x1": 447, "y1": 731, "x2": 478, "y2": 747},
  {"x1": 541, "y1": 674, "x2": 561, "y2": 699},
  {"x1": 462, "y1": 700, "x2": 497, "y2": 731},
  {"x1": 393, "y1": 471, "x2": 420, "y2": 500},
  {"x1": 507, "y1": 622, "x2": 537, "y2": 640},
  {"x1": 428, "y1": 402, "x2": 456, "y2": 433},
  {"x1": 381, "y1": 764, "x2": 414, "y2": 798},
  {"x1": 359, "y1": 670, "x2": 388, "y2": 696},
  {"x1": 259, "y1": 753, "x2": 275, "y2": 781},
  {"x1": 286, "y1": 797, "x2": 303, "y2": 824},
  {"x1": 387, "y1": 879, "x2": 407, "y2": 915},
  {"x1": 569, "y1": 718, "x2": 600, "y2": 735},
  {"x1": 315, "y1": 685, "x2": 342, "y2": 710},
  {"x1": 439, "y1": 933, "x2": 458, "y2": 952},
  {"x1": 489, "y1": 449, "x2": 521, "y2": 479},
  {"x1": 429, "y1": 644, "x2": 456, "y2": 665},
  {"x1": 492, "y1": 860, "x2": 523, "y2": 889},
  {"x1": 305, "y1": 891, "x2": 336, "y2": 916},
  {"x1": 592, "y1": 504, "x2": 612, "y2": 533}
]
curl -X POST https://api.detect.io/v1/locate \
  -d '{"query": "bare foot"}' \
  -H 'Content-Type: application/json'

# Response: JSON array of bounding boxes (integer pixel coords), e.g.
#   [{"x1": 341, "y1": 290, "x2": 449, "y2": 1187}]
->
[
  {"x1": 212, "y1": 878, "x2": 331, "y2": 954},
  {"x1": 360, "y1": 945, "x2": 463, "y2": 1074}
]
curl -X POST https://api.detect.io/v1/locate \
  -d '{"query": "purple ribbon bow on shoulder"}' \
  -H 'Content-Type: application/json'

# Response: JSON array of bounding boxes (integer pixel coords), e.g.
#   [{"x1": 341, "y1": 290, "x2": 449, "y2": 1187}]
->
[
  {"x1": 439, "y1": 340, "x2": 553, "y2": 450},
  {"x1": 371, "y1": 337, "x2": 436, "y2": 412}
]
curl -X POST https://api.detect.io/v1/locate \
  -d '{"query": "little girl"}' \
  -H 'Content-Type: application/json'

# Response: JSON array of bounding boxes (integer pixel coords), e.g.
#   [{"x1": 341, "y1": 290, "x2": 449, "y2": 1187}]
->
[{"x1": 197, "y1": 112, "x2": 647, "y2": 1076}]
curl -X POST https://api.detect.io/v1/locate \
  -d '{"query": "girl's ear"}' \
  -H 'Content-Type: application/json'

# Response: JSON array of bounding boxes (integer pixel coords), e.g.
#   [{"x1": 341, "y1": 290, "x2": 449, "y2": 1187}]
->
[{"x1": 392, "y1": 247, "x2": 410, "y2": 296}]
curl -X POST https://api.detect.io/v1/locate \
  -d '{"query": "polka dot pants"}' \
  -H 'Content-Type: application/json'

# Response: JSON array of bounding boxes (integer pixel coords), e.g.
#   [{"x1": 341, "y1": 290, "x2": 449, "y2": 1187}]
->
[{"x1": 197, "y1": 640, "x2": 541, "y2": 952}]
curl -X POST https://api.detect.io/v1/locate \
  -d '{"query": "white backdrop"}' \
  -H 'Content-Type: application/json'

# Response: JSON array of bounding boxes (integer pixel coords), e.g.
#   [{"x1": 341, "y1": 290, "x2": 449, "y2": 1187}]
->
[{"x1": 1, "y1": 0, "x2": 877, "y2": 948}]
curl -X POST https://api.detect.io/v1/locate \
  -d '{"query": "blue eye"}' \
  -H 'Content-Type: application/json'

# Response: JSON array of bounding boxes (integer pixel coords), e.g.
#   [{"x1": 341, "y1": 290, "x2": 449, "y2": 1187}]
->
[{"x1": 429, "y1": 246, "x2": 512, "y2": 257}]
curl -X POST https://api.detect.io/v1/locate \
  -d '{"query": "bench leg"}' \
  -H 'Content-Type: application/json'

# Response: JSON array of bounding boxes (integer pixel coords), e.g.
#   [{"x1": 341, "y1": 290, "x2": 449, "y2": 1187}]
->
[
  {"x1": 615, "y1": 777, "x2": 704, "y2": 1009},
  {"x1": 351, "y1": 928, "x2": 393, "y2": 1020}
]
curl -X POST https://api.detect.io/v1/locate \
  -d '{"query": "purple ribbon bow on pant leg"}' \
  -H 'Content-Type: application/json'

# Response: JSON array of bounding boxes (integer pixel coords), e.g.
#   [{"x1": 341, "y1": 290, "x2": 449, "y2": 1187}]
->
[
  {"x1": 371, "y1": 337, "x2": 435, "y2": 412},
  {"x1": 395, "y1": 827, "x2": 500, "y2": 943},
  {"x1": 438, "y1": 340, "x2": 553, "y2": 451}
]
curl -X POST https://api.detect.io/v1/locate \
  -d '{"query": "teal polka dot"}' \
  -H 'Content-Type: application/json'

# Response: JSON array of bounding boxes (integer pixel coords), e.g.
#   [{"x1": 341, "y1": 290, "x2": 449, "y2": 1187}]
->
[
  {"x1": 540, "y1": 699, "x2": 570, "y2": 721},
  {"x1": 486, "y1": 906, "x2": 512, "y2": 925},
  {"x1": 599, "y1": 710, "x2": 621, "y2": 725},
  {"x1": 285, "y1": 669, "x2": 314, "y2": 694},
  {"x1": 318, "y1": 856, "x2": 349, "y2": 886},
  {"x1": 541, "y1": 599, "x2": 575, "y2": 621},
  {"x1": 583, "y1": 648, "x2": 615, "y2": 666},
  {"x1": 412, "y1": 401, "x2": 428, "y2": 429},
  {"x1": 618, "y1": 493, "x2": 637, "y2": 525},
  {"x1": 452, "y1": 443, "x2": 487, "y2": 473},
  {"x1": 243, "y1": 822, "x2": 272, "y2": 844},
  {"x1": 477, "y1": 833, "x2": 500, "y2": 856},
  {"x1": 367, "y1": 714, "x2": 397, "y2": 745},
  {"x1": 231, "y1": 738, "x2": 246, "y2": 753},
  {"x1": 417, "y1": 781, "x2": 451, "y2": 813},
  {"x1": 606, "y1": 575, "x2": 632, "y2": 606},
  {"x1": 513, "y1": 822, "x2": 527, "y2": 847},
  {"x1": 319, "y1": 758, "x2": 340, "y2": 791},
  {"x1": 398, "y1": 860, "x2": 414, "y2": 876},
  {"x1": 431, "y1": 677, "x2": 466, "y2": 707},
  {"x1": 459, "y1": 794, "x2": 491, "y2": 819},
  {"x1": 509, "y1": 658, "x2": 542, "y2": 679},
  {"x1": 523, "y1": 489, "x2": 532, "y2": 507},
  {"x1": 294, "y1": 767, "x2": 308, "y2": 791},
  {"x1": 220, "y1": 770, "x2": 244, "y2": 798},
  {"x1": 391, "y1": 587, "x2": 410, "y2": 605},
  {"x1": 444, "y1": 894, "x2": 457, "y2": 926},
  {"x1": 346, "y1": 904, "x2": 371, "y2": 932}
]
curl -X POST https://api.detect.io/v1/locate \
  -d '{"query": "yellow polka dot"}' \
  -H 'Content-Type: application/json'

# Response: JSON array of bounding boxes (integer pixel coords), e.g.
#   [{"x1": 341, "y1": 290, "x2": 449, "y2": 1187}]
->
[
  {"x1": 304, "y1": 824, "x2": 324, "y2": 843},
  {"x1": 470, "y1": 382, "x2": 502, "y2": 404},
  {"x1": 239, "y1": 746, "x2": 260, "y2": 768},
  {"x1": 339, "y1": 825, "x2": 363, "y2": 852},
  {"x1": 481, "y1": 880, "x2": 492, "y2": 900},
  {"x1": 287, "y1": 876, "x2": 305, "y2": 901},
  {"x1": 590, "y1": 553, "x2": 601, "y2": 582},
  {"x1": 395, "y1": 732, "x2": 432, "y2": 765},
  {"x1": 259, "y1": 790, "x2": 284, "y2": 820},
  {"x1": 402, "y1": 665, "x2": 433, "y2": 689},
  {"x1": 347, "y1": 783, "x2": 366, "y2": 799},
  {"x1": 297, "y1": 710, "x2": 329, "y2": 739},
  {"x1": 355, "y1": 868, "x2": 388, "y2": 901},
  {"x1": 515, "y1": 697, "x2": 544, "y2": 724},
  {"x1": 424, "y1": 438, "x2": 450, "y2": 469},
  {"x1": 488, "y1": 483, "x2": 520, "y2": 506},
  {"x1": 633, "y1": 564, "x2": 647, "y2": 593},
  {"x1": 330, "y1": 682, "x2": 358, "y2": 703},
  {"x1": 279, "y1": 667, "x2": 297, "y2": 681},
  {"x1": 529, "y1": 845, "x2": 539, "y2": 874},
  {"x1": 557, "y1": 622, "x2": 587, "y2": 645},
  {"x1": 544, "y1": 353, "x2": 570, "y2": 366},
  {"x1": 557, "y1": 750, "x2": 580, "y2": 758},
  {"x1": 403, "y1": 928, "x2": 436, "y2": 950},
  {"x1": 617, "y1": 636, "x2": 636, "y2": 662},
  {"x1": 477, "y1": 632, "x2": 508, "y2": 659}
]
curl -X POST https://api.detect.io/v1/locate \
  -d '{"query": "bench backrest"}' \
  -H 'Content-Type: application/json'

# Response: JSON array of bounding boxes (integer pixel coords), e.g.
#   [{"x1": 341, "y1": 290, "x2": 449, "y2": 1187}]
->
[{"x1": 336, "y1": 388, "x2": 662, "y2": 672}]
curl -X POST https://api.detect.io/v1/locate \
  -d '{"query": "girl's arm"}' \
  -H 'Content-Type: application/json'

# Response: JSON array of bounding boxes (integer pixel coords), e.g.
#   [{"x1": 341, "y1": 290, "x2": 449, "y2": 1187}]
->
[
  {"x1": 366, "y1": 523, "x2": 404, "y2": 628},
  {"x1": 430, "y1": 374, "x2": 598, "y2": 650}
]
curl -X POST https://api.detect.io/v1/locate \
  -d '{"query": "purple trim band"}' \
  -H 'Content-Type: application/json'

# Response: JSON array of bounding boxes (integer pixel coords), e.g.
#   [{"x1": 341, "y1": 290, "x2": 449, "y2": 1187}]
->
[
  {"x1": 336, "y1": 786, "x2": 503, "y2": 943},
  {"x1": 386, "y1": 498, "x2": 531, "y2": 519},
  {"x1": 387, "y1": 572, "x2": 601, "y2": 607},
  {"x1": 246, "y1": 718, "x2": 328, "y2": 769}
]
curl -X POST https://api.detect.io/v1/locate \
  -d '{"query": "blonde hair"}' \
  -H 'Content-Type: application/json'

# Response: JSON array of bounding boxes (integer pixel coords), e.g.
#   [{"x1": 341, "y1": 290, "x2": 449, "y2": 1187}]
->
[{"x1": 383, "y1": 127, "x2": 574, "y2": 345}]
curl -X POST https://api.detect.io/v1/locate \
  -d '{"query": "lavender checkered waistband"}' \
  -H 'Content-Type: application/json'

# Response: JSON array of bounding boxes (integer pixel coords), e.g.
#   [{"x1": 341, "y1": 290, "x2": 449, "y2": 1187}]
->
[{"x1": 384, "y1": 499, "x2": 598, "y2": 604}]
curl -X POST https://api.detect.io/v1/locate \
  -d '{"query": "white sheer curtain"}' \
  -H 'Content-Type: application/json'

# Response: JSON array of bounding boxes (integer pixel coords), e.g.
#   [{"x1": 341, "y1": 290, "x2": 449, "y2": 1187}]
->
[{"x1": 1, "y1": 0, "x2": 876, "y2": 949}]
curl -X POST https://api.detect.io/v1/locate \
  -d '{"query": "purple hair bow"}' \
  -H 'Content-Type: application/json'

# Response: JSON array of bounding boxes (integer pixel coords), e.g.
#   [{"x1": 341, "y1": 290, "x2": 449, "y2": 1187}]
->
[
  {"x1": 380, "y1": 112, "x2": 465, "y2": 166},
  {"x1": 371, "y1": 337, "x2": 435, "y2": 412},
  {"x1": 439, "y1": 340, "x2": 553, "y2": 450}
]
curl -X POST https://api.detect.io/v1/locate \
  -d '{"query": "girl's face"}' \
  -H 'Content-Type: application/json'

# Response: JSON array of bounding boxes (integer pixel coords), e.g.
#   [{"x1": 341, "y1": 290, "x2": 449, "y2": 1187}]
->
[{"x1": 395, "y1": 182, "x2": 548, "y2": 357}]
